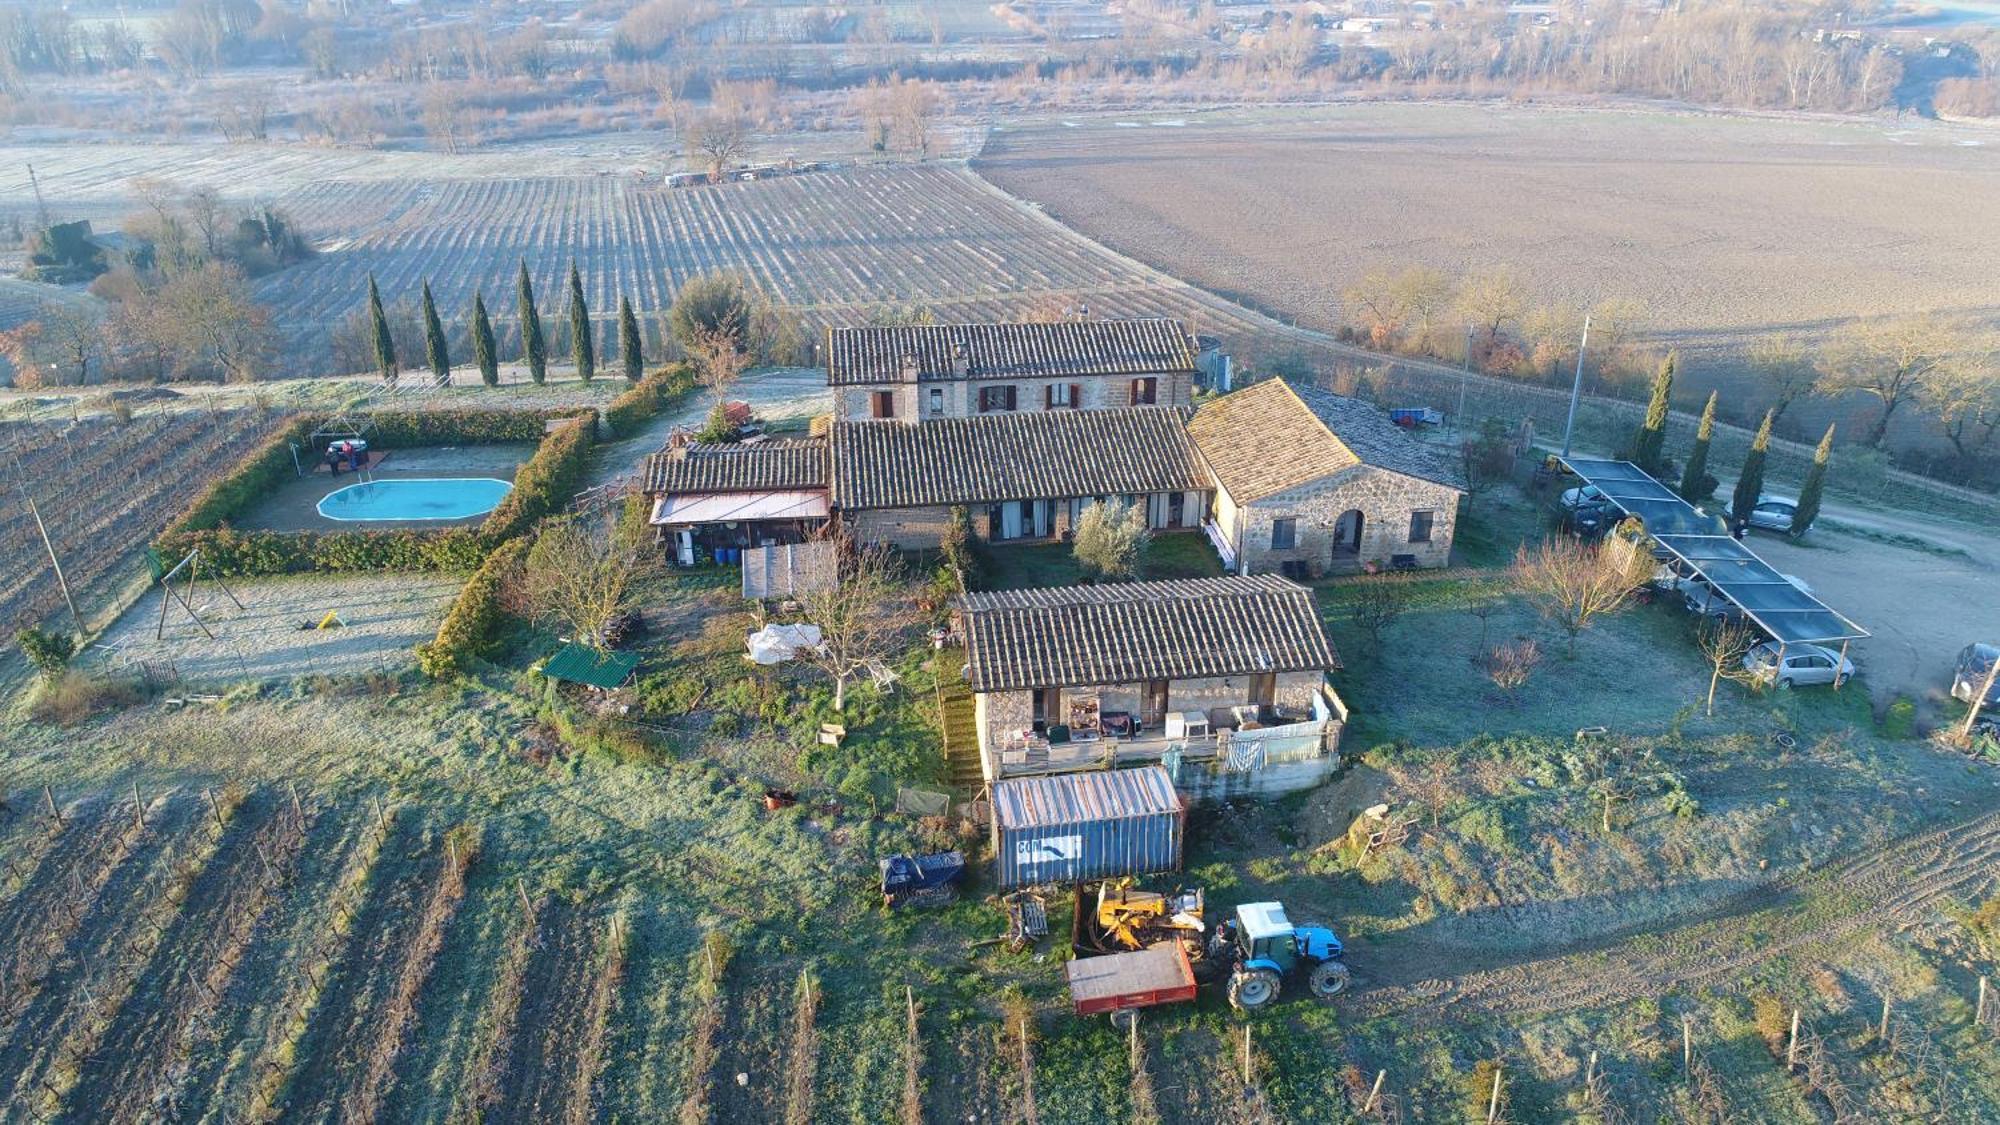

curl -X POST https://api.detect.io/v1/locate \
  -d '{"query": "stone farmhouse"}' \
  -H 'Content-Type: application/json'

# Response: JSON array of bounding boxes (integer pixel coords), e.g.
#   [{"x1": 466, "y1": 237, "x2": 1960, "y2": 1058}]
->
[
  {"x1": 1188, "y1": 377, "x2": 1466, "y2": 577},
  {"x1": 956, "y1": 575, "x2": 1349, "y2": 800},
  {"x1": 825, "y1": 319, "x2": 1197, "y2": 422},
  {"x1": 830, "y1": 405, "x2": 1211, "y2": 548},
  {"x1": 640, "y1": 321, "x2": 1461, "y2": 571}
]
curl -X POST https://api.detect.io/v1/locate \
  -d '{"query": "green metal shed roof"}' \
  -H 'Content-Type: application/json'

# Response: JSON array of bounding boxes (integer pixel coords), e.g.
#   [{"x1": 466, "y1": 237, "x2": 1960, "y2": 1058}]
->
[{"x1": 541, "y1": 642, "x2": 640, "y2": 689}]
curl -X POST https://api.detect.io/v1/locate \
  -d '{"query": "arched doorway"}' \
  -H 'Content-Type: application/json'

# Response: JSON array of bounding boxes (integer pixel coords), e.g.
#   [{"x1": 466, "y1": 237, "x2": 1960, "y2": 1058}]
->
[{"x1": 1332, "y1": 509, "x2": 1364, "y2": 560}]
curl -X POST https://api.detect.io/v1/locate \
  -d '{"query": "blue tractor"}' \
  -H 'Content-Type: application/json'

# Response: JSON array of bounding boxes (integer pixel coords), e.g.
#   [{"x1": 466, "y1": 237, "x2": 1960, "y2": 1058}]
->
[{"x1": 1205, "y1": 901, "x2": 1349, "y2": 1011}]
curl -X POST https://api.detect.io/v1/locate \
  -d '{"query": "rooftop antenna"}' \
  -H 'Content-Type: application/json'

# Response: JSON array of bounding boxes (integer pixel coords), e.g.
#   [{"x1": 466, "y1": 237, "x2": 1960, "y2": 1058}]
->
[
  {"x1": 26, "y1": 164, "x2": 49, "y2": 229},
  {"x1": 1560, "y1": 314, "x2": 1591, "y2": 460}
]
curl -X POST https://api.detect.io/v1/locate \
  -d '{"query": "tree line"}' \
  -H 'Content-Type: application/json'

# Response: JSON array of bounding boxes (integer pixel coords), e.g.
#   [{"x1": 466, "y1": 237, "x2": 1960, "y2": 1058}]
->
[
  {"x1": 1339, "y1": 262, "x2": 2000, "y2": 481},
  {"x1": 345, "y1": 268, "x2": 804, "y2": 393}
]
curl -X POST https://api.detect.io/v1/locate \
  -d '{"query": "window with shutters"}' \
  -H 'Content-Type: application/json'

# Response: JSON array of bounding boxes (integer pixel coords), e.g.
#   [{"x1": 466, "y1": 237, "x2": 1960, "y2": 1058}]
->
[
  {"x1": 1271, "y1": 517, "x2": 1297, "y2": 550},
  {"x1": 1129, "y1": 376, "x2": 1158, "y2": 405},
  {"x1": 979, "y1": 385, "x2": 1017, "y2": 413},
  {"x1": 1409, "y1": 511, "x2": 1435, "y2": 543},
  {"x1": 1046, "y1": 383, "x2": 1077, "y2": 409},
  {"x1": 870, "y1": 391, "x2": 895, "y2": 419}
]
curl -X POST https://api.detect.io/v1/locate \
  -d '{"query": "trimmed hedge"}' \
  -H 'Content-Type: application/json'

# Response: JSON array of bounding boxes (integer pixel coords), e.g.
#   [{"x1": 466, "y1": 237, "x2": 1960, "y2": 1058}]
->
[
  {"x1": 416, "y1": 535, "x2": 531, "y2": 677},
  {"x1": 477, "y1": 413, "x2": 595, "y2": 544},
  {"x1": 154, "y1": 407, "x2": 597, "y2": 578},
  {"x1": 604, "y1": 363, "x2": 698, "y2": 438}
]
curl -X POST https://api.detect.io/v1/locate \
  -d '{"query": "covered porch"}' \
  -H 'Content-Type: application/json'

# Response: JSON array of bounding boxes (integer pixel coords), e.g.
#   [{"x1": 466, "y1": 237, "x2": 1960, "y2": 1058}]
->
[{"x1": 650, "y1": 489, "x2": 831, "y2": 566}]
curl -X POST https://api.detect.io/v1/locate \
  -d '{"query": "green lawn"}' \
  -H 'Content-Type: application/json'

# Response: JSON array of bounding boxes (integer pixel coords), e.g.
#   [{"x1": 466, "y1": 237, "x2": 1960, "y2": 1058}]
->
[{"x1": 973, "y1": 530, "x2": 1224, "y2": 591}]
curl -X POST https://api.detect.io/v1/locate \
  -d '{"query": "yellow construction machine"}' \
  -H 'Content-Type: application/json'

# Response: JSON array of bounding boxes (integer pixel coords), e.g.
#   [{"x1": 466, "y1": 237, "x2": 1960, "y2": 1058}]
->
[{"x1": 1093, "y1": 880, "x2": 1206, "y2": 953}]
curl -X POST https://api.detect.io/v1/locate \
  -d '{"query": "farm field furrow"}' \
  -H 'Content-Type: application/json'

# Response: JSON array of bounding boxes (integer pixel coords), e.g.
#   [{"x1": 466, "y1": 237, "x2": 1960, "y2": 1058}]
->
[
  {"x1": 181, "y1": 801, "x2": 379, "y2": 1120},
  {"x1": 0, "y1": 792, "x2": 205, "y2": 1114},
  {"x1": 56, "y1": 792, "x2": 310, "y2": 1123},
  {"x1": 273, "y1": 822, "x2": 454, "y2": 1122},
  {"x1": 247, "y1": 165, "x2": 1279, "y2": 368},
  {"x1": 485, "y1": 899, "x2": 605, "y2": 1122}
]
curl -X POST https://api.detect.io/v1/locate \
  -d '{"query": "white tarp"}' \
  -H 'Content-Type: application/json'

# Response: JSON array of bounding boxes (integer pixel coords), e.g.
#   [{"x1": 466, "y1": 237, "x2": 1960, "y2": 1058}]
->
[{"x1": 746, "y1": 623, "x2": 823, "y2": 665}]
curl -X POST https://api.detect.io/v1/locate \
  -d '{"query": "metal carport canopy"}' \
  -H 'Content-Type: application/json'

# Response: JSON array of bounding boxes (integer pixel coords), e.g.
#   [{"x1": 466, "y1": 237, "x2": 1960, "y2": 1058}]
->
[
  {"x1": 1557, "y1": 456, "x2": 1869, "y2": 646},
  {"x1": 1652, "y1": 534, "x2": 1869, "y2": 644}
]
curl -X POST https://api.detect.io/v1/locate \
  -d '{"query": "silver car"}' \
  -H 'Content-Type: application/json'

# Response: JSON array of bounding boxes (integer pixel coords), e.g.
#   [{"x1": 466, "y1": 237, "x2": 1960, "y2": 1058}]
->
[
  {"x1": 1953, "y1": 643, "x2": 2000, "y2": 707},
  {"x1": 1744, "y1": 496, "x2": 1799, "y2": 533},
  {"x1": 1743, "y1": 641, "x2": 1855, "y2": 689}
]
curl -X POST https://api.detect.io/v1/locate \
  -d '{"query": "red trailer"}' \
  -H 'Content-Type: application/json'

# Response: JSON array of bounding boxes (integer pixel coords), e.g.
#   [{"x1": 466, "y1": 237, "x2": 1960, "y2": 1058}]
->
[{"x1": 1065, "y1": 943, "x2": 1198, "y2": 1020}]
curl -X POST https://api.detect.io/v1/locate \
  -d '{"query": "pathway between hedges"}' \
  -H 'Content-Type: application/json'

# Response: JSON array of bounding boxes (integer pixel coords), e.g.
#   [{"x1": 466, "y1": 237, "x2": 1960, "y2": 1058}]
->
[{"x1": 583, "y1": 366, "x2": 831, "y2": 490}]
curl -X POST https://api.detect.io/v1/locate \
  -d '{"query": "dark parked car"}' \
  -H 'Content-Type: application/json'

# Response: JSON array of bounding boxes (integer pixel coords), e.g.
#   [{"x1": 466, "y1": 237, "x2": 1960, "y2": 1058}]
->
[{"x1": 1953, "y1": 643, "x2": 2000, "y2": 708}]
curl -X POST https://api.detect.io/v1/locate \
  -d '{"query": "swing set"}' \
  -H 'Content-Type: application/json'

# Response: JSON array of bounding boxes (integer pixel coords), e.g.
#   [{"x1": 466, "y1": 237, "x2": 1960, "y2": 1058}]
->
[{"x1": 150, "y1": 547, "x2": 246, "y2": 641}]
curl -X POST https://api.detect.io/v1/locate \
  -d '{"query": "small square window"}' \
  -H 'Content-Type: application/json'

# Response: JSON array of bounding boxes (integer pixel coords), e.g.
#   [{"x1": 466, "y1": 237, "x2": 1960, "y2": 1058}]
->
[
  {"x1": 928, "y1": 387, "x2": 943, "y2": 415},
  {"x1": 1130, "y1": 376, "x2": 1158, "y2": 405},
  {"x1": 1271, "y1": 517, "x2": 1297, "y2": 550},
  {"x1": 871, "y1": 391, "x2": 895, "y2": 419},
  {"x1": 1409, "y1": 511, "x2": 1435, "y2": 543}
]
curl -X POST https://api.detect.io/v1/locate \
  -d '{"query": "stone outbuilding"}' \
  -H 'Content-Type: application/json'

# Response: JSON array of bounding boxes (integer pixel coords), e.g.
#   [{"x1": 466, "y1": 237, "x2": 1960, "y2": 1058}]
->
[
  {"x1": 642, "y1": 438, "x2": 830, "y2": 565},
  {"x1": 826, "y1": 319, "x2": 1197, "y2": 423},
  {"x1": 1187, "y1": 378, "x2": 1466, "y2": 577},
  {"x1": 956, "y1": 575, "x2": 1348, "y2": 801}
]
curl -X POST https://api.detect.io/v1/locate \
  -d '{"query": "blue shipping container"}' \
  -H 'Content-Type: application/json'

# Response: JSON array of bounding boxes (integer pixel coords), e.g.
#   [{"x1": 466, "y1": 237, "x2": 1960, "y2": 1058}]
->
[{"x1": 990, "y1": 766, "x2": 1185, "y2": 889}]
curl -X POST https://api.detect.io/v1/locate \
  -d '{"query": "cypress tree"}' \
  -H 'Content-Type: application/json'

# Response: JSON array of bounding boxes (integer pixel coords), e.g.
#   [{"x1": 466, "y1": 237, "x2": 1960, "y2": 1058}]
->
[
  {"x1": 618, "y1": 294, "x2": 643, "y2": 383},
  {"x1": 567, "y1": 261, "x2": 594, "y2": 382},
  {"x1": 1730, "y1": 408, "x2": 1775, "y2": 527},
  {"x1": 366, "y1": 273, "x2": 397, "y2": 383},
  {"x1": 517, "y1": 261, "x2": 547, "y2": 385},
  {"x1": 1678, "y1": 389, "x2": 1718, "y2": 502},
  {"x1": 1789, "y1": 423, "x2": 1834, "y2": 538},
  {"x1": 1631, "y1": 350, "x2": 1675, "y2": 474},
  {"x1": 471, "y1": 292, "x2": 499, "y2": 387},
  {"x1": 421, "y1": 280, "x2": 449, "y2": 384}
]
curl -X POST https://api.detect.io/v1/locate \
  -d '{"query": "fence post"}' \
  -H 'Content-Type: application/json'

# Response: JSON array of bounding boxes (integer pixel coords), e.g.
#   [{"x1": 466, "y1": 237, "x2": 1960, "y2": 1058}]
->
[
  {"x1": 1242, "y1": 1025, "x2": 1252, "y2": 1086},
  {"x1": 42, "y1": 785, "x2": 60, "y2": 826},
  {"x1": 1978, "y1": 976, "x2": 1989, "y2": 1028},
  {"x1": 1363, "y1": 1069, "x2": 1385, "y2": 1113},
  {"x1": 1786, "y1": 1009, "x2": 1801, "y2": 1070},
  {"x1": 205, "y1": 787, "x2": 224, "y2": 830},
  {"x1": 132, "y1": 782, "x2": 144, "y2": 831},
  {"x1": 1486, "y1": 1063, "x2": 1503, "y2": 1123},
  {"x1": 1683, "y1": 1015, "x2": 1691, "y2": 1071},
  {"x1": 1879, "y1": 997, "x2": 1891, "y2": 1043}
]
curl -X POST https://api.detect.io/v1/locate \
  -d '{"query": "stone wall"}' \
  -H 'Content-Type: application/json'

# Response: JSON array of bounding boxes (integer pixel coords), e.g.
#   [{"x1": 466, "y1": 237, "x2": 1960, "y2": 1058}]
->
[
  {"x1": 847, "y1": 505, "x2": 957, "y2": 549},
  {"x1": 1223, "y1": 465, "x2": 1462, "y2": 576},
  {"x1": 832, "y1": 369, "x2": 1193, "y2": 423}
]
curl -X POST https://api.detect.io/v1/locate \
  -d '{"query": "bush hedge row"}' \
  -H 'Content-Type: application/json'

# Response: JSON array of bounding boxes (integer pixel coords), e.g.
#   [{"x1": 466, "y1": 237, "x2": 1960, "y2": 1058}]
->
[
  {"x1": 416, "y1": 535, "x2": 531, "y2": 678},
  {"x1": 604, "y1": 363, "x2": 699, "y2": 438},
  {"x1": 155, "y1": 407, "x2": 598, "y2": 578}
]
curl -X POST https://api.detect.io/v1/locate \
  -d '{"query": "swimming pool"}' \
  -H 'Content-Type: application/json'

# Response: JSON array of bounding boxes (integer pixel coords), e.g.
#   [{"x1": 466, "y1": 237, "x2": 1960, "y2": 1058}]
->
[{"x1": 316, "y1": 478, "x2": 513, "y2": 522}]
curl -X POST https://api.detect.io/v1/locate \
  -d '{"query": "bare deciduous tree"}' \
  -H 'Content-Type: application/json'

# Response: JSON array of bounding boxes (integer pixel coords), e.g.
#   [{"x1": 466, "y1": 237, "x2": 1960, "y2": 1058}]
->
[
  {"x1": 689, "y1": 324, "x2": 750, "y2": 406},
  {"x1": 1511, "y1": 539, "x2": 1650, "y2": 658},
  {"x1": 1695, "y1": 619, "x2": 1760, "y2": 716},
  {"x1": 1918, "y1": 350, "x2": 2000, "y2": 460},
  {"x1": 1817, "y1": 315, "x2": 1966, "y2": 449},
  {"x1": 1456, "y1": 268, "x2": 1526, "y2": 351},
  {"x1": 797, "y1": 542, "x2": 903, "y2": 711},
  {"x1": 1484, "y1": 639, "x2": 1541, "y2": 707},
  {"x1": 1346, "y1": 578, "x2": 1411, "y2": 651},
  {"x1": 521, "y1": 506, "x2": 662, "y2": 650},
  {"x1": 687, "y1": 110, "x2": 749, "y2": 179},
  {"x1": 1746, "y1": 335, "x2": 1818, "y2": 429}
]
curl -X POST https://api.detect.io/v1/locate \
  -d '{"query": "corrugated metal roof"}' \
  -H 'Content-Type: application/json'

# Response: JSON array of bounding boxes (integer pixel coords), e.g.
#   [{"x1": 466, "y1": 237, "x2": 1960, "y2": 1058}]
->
[
  {"x1": 960, "y1": 575, "x2": 1341, "y2": 692},
  {"x1": 827, "y1": 319, "x2": 1196, "y2": 386},
  {"x1": 830, "y1": 406, "x2": 1205, "y2": 510},
  {"x1": 992, "y1": 766, "x2": 1182, "y2": 829},
  {"x1": 541, "y1": 642, "x2": 641, "y2": 689}
]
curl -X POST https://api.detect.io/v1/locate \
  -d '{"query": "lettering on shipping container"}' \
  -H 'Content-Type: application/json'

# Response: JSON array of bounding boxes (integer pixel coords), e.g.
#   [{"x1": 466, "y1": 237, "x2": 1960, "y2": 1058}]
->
[{"x1": 1015, "y1": 835, "x2": 1083, "y2": 867}]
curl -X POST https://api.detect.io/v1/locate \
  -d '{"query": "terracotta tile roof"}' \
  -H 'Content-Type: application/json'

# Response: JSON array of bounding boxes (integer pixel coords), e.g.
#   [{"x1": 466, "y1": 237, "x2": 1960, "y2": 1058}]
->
[
  {"x1": 959, "y1": 575, "x2": 1341, "y2": 692},
  {"x1": 641, "y1": 438, "x2": 828, "y2": 494},
  {"x1": 830, "y1": 406, "x2": 1206, "y2": 510},
  {"x1": 827, "y1": 319, "x2": 1196, "y2": 386},
  {"x1": 1187, "y1": 378, "x2": 1465, "y2": 501}
]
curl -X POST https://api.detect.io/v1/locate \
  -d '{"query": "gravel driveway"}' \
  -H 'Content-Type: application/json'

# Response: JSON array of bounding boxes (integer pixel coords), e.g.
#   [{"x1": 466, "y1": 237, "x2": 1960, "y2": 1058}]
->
[{"x1": 1752, "y1": 526, "x2": 2000, "y2": 715}]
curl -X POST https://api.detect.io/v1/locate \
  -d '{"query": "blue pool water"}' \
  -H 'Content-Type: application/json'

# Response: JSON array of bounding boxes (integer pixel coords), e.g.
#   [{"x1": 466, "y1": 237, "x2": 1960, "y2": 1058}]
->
[{"x1": 316, "y1": 478, "x2": 513, "y2": 522}]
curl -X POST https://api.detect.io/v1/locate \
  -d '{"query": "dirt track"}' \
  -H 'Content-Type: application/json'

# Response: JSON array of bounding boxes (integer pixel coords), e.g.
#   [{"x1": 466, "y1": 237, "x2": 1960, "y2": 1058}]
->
[{"x1": 1351, "y1": 798, "x2": 2000, "y2": 1020}]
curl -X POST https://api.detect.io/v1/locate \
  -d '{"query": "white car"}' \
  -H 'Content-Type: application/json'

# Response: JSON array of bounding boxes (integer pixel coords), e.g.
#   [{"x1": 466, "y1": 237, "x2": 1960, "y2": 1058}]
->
[
  {"x1": 1743, "y1": 641, "x2": 1855, "y2": 689},
  {"x1": 1744, "y1": 496, "x2": 1799, "y2": 533}
]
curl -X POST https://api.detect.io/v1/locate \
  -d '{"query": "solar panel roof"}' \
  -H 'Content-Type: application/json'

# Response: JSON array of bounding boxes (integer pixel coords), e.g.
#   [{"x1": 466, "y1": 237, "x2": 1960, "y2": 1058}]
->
[{"x1": 1561, "y1": 459, "x2": 1869, "y2": 645}]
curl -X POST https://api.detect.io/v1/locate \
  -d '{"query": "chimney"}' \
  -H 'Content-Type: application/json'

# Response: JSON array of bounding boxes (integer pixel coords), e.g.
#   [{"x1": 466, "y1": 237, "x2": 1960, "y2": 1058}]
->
[
  {"x1": 950, "y1": 338, "x2": 970, "y2": 378},
  {"x1": 899, "y1": 351, "x2": 920, "y2": 381}
]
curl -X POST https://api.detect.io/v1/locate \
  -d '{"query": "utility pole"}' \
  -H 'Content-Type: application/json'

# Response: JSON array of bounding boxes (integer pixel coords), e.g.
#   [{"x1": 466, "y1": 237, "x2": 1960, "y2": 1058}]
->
[
  {"x1": 26, "y1": 164, "x2": 49, "y2": 230},
  {"x1": 24, "y1": 491, "x2": 83, "y2": 634},
  {"x1": 1560, "y1": 314, "x2": 1592, "y2": 460}
]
